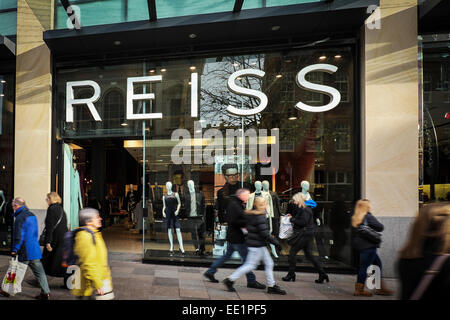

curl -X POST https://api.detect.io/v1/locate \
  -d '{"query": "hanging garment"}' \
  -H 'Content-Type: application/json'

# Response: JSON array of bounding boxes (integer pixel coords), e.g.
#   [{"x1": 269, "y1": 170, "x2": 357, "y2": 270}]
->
[{"x1": 70, "y1": 169, "x2": 83, "y2": 229}]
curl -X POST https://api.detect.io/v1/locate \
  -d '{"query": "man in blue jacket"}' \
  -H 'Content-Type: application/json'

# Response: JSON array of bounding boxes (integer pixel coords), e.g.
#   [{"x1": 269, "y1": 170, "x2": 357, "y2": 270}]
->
[{"x1": 0, "y1": 197, "x2": 51, "y2": 300}]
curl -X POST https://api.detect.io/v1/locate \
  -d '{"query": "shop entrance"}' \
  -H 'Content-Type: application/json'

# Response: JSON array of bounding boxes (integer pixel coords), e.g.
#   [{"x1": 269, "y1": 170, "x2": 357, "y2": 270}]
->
[{"x1": 62, "y1": 138, "x2": 144, "y2": 254}]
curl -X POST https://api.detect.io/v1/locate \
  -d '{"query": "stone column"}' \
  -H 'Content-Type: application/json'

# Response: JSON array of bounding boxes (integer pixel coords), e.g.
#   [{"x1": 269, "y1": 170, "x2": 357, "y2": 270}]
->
[
  {"x1": 15, "y1": 0, "x2": 54, "y2": 233},
  {"x1": 361, "y1": 0, "x2": 419, "y2": 277}
]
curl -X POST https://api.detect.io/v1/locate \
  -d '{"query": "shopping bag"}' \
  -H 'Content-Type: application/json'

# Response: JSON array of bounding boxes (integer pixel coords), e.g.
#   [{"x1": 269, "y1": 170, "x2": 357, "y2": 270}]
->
[
  {"x1": 2, "y1": 257, "x2": 28, "y2": 296},
  {"x1": 95, "y1": 279, "x2": 115, "y2": 300},
  {"x1": 278, "y1": 215, "x2": 293, "y2": 239}
]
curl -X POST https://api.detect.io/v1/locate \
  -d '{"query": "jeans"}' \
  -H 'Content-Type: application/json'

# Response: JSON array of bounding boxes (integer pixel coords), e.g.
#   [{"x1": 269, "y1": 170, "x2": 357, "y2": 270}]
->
[
  {"x1": 206, "y1": 242, "x2": 256, "y2": 283},
  {"x1": 357, "y1": 247, "x2": 382, "y2": 284},
  {"x1": 229, "y1": 247, "x2": 275, "y2": 287},
  {"x1": 25, "y1": 260, "x2": 50, "y2": 294},
  {"x1": 288, "y1": 235, "x2": 325, "y2": 276}
]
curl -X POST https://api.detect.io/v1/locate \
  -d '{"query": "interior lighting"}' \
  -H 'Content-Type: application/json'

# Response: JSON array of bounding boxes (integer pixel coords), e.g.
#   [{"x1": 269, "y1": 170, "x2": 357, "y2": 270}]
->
[
  {"x1": 161, "y1": 68, "x2": 167, "y2": 72},
  {"x1": 335, "y1": 55, "x2": 342, "y2": 59},
  {"x1": 190, "y1": 66, "x2": 196, "y2": 70},
  {"x1": 289, "y1": 117, "x2": 297, "y2": 120},
  {"x1": 276, "y1": 74, "x2": 282, "y2": 78},
  {"x1": 319, "y1": 56, "x2": 327, "y2": 61},
  {"x1": 121, "y1": 122, "x2": 128, "y2": 126},
  {"x1": 271, "y1": 25, "x2": 280, "y2": 31},
  {"x1": 0, "y1": 80, "x2": 5, "y2": 83},
  {"x1": 189, "y1": 33, "x2": 197, "y2": 39}
]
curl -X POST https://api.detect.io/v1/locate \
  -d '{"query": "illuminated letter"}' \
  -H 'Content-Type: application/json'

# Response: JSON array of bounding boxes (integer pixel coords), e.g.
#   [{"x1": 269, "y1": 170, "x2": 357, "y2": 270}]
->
[
  {"x1": 295, "y1": 64, "x2": 341, "y2": 113},
  {"x1": 66, "y1": 80, "x2": 101, "y2": 122},
  {"x1": 191, "y1": 73, "x2": 198, "y2": 117},
  {"x1": 226, "y1": 69, "x2": 268, "y2": 116},
  {"x1": 127, "y1": 76, "x2": 163, "y2": 120}
]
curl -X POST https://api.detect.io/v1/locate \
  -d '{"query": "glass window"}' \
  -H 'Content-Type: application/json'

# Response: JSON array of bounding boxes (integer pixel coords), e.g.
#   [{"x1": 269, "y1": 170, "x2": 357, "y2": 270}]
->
[
  {"x1": 0, "y1": 11, "x2": 17, "y2": 36},
  {"x1": 0, "y1": 74, "x2": 14, "y2": 252},
  {"x1": 55, "y1": 46, "x2": 356, "y2": 268},
  {"x1": 422, "y1": 41, "x2": 450, "y2": 203}
]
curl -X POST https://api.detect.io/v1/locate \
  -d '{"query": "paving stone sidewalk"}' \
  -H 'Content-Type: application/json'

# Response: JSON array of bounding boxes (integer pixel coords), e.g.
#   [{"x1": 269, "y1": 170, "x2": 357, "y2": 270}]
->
[{"x1": 0, "y1": 253, "x2": 399, "y2": 300}]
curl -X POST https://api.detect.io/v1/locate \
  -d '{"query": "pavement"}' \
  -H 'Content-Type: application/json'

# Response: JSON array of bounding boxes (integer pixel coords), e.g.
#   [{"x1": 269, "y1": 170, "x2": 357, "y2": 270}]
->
[{"x1": 0, "y1": 252, "x2": 399, "y2": 300}]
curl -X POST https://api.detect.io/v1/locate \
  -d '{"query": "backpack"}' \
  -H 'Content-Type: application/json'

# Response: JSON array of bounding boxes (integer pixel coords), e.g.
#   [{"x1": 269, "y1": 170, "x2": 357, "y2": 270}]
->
[{"x1": 61, "y1": 227, "x2": 96, "y2": 267}]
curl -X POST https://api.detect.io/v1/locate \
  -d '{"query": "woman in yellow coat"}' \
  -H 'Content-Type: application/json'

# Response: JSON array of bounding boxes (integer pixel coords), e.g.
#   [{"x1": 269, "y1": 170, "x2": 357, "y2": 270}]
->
[{"x1": 72, "y1": 208, "x2": 113, "y2": 299}]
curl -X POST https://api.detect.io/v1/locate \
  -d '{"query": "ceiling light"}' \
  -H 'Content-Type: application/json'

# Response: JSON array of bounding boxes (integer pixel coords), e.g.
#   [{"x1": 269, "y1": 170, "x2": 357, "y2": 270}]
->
[
  {"x1": 161, "y1": 68, "x2": 167, "y2": 72},
  {"x1": 319, "y1": 56, "x2": 327, "y2": 61},
  {"x1": 149, "y1": 69, "x2": 155, "y2": 73},
  {"x1": 189, "y1": 33, "x2": 197, "y2": 39},
  {"x1": 190, "y1": 66, "x2": 196, "y2": 70},
  {"x1": 233, "y1": 63, "x2": 239, "y2": 67},
  {"x1": 276, "y1": 74, "x2": 282, "y2": 78},
  {"x1": 114, "y1": 40, "x2": 121, "y2": 46},
  {"x1": 289, "y1": 117, "x2": 297, "y2": 120},
  {"x1": 188, "y1": 82, "x2": 192, "y2": 85},
  {"x1": 284, "y1": 59, "x2": 292, "y2": 63},
  {"x1": 0, "y1": 94, "x2": 4, "y2": 97},
  {"x1": 271, "y1": 25, "x2": 281, "y2": 31},
  {"x1": 334, "y1": 55, "x2": 342, "y2": 59},
  {"x1": 0, "y1": 80, "x2": 5, "y2": 83},
  {"x1": 121, "y1": 122, "x2": 128, "y2": 127}
]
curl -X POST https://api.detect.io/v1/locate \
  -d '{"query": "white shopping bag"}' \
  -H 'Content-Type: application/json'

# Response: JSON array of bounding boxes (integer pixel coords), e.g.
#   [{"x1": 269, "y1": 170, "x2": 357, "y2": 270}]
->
[
  {"x1": 278, "y1": 215, "x2": 293, "y2": 239},
  {"x1": 2, "y1": 257, "x2": 28, "y2": 296},
  {"x1": 95, "y1": 279, "x2": 115, "y2": 300}
]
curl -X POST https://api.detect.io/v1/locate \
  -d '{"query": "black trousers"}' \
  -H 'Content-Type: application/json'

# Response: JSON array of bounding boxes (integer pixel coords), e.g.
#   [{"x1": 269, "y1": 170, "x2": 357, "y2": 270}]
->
[
  {"x1": 288, "y1": 235, "x2": 325, "y2": 276},
  {"x1": 189, "y1": 217, "x2": 206, "y2": 251}
]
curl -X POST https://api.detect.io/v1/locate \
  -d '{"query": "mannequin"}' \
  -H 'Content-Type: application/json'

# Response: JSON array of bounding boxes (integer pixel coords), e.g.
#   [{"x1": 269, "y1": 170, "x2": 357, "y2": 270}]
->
[
  {"x1": 71, "y1": 162, "x2": 83, "y2": 229},
  {"x1": 247, "y1": 181, "x2": 278, "y2": 258},
  {"x1": 163, "y1": 181, "x2": 185, "y2": 255},
  {"x1": 301, "y1": 180, "x2": 328, "y2": 260},
  {"x1": 186, "y1": 180, "x2": 206, "y2": 256}
]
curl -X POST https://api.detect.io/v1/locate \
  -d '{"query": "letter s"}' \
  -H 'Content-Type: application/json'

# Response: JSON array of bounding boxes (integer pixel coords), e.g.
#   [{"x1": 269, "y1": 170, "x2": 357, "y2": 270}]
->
[
  {"x1": 295, "y1": 64, "x2": 341, "y2": 113},
  {"x1": 226, "y1": 69, "x2": 268, "y2": 116}
]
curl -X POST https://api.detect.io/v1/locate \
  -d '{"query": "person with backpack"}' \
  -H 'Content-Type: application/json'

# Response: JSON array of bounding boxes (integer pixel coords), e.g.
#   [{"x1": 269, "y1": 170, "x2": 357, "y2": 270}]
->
[{"x1": 69, "y1": 207, "x2": 113, "y2": 300}]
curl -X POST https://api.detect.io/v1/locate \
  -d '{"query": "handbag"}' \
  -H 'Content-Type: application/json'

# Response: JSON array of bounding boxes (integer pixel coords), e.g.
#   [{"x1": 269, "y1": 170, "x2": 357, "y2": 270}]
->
[
  {"x1": 39, "y1": 209, "x2": 64, "y2": 246},
  {"x1": 1, "y1": 257, "x2": 28, "y2": 296},
  {"x1": 410, "y1": 254, "x2": 450, "y2": 300},
  {"x1": 356, "y1": 216, "x2": 382, "y2": 245},
  {"x1": 279, "y1": 215, "x2": 293, "y2": 239}
]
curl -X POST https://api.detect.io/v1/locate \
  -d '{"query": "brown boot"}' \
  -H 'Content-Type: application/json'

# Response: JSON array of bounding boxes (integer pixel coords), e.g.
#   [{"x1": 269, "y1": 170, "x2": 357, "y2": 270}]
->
[
  {"x1": 374, "y1": 280, "x2": 394, "y2": 296},
  {"x1": 354, "y1": 282, "x2": 372, "y2": 297}
]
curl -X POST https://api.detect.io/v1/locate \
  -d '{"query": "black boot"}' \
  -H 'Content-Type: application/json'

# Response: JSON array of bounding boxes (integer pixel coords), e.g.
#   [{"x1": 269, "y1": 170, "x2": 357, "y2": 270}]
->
[
  {"x1": 282, "y1": 273, "x2": 296, "y2": 282},
  {"x1": 203, "y1": 272, "x2": 219, "y2": 283},
  {"x1": 222, "y1": 278, "x2": 236, "y2": 292},
  {"x1": 315, "y1": 273, "x2": 329, "y2": 284},
  {"x1": 267, "y1": 284, "x2": 287, "y2": 295},
  {"x1": 247, "y1": 281, "x2": 266, "y2": 289}
]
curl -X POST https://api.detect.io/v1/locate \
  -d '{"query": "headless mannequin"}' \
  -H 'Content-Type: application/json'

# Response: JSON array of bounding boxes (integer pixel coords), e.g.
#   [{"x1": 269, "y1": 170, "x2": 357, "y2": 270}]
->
[
  {"x1": 162, "y1": 181, "x2": 185, "y2": 254},
  {"x1": 301, "y1": 180, "x2": 328, "y2": 260},
  {"x1": 247, "y1": 181, "x2": 278, "y2": 258},
  {"x1": 187, "y1": 180, "x2": 206, "y2": 255}
]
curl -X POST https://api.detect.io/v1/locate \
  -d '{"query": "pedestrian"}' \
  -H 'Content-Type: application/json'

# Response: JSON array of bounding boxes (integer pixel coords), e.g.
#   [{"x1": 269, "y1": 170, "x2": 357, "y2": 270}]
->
[
  {"x1": 72, "y1": 208, "x2": 114, "y2": 300},
  {"x1": 0, "y1": 197, "x2": 51, "y2": 300},
  {"x1": 351, "y1": 199, "x2": 393, "y2": 296},
  {"x1": 397, "y1": 202, "x2": 450, "y2": 300},
  {"x1": 282, "y1": 192, "x2": 329, "y2": 283},
  {"x1": 41, "y1": 192, "x2": 69, "y2": 288},
  {"x1": 203, "y1": 188, "x2": 266, "y2": 290},
  {"x1": 222, "y1": 197, "x2": 286, "y2": 294}
]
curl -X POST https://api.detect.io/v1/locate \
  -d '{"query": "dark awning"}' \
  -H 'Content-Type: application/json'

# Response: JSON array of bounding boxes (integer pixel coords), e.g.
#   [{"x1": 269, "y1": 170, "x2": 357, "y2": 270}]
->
[
  {"x1": 419, "y1": 0, "x2": 450, "y2": 34},
  {"x1": 44, "y1": 0, "x2": 378, "y2": 61},
  {"x1": 0, "y1": 35, "x2": 15, "y2": 61}
]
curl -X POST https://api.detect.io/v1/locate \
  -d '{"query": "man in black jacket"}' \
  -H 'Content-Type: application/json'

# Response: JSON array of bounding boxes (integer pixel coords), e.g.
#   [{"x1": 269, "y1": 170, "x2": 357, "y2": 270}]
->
[
  {"x1": 223, "y1": 197, "x2": 285, "y2": 294},
  {"x1": 204, "y1": 189, "x2": 265, "y2": 290}
]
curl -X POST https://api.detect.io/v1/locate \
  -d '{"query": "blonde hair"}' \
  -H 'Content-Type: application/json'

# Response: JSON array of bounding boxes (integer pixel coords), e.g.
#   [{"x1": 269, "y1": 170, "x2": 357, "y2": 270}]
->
[
  {"x1": 253, "y1": 197, "x2": 267, "y2": 211},
  {"x1": 46, "y1": 192, "x2": 62, "y2": 205},
  {"x1": 292, "y1": 192, "x2": 306, "y2": 208},
  {"x1": 399, "y1": 202, "x2": 450, "y2": 259},
  {"x1": 351, "y1": 199, "x2": 371, "y2": 228}
]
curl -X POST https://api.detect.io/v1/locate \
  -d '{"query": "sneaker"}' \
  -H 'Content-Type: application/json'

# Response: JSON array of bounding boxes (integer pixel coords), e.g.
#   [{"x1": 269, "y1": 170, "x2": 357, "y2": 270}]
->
[
  {"x1": 247, "y1": 281, "x2": 266, "y2": 290},
  {"x1": 222, "y1": 278, "x2": 236, "y2": 292},
  {"x1": 267, "y1": 284, "x2": 286, "y2": 295},
  {"x1": 203, "y1": 272, "x2": 219, "y2": 283}
]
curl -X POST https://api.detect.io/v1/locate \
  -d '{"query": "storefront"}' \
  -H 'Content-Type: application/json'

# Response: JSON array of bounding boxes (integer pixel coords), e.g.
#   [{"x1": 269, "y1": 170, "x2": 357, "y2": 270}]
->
[{"x1": 5, "y1": 0, "x2": 422, "y2": 277}]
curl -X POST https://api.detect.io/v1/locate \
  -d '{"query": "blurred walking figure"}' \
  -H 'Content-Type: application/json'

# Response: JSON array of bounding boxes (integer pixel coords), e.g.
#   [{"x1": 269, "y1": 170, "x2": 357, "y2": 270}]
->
[
  {"x1": 223, "y1": 197, "x2": 286, "y2": 295},
  {"x1": 41, "y1": 192, "x2": 69, "y2": 288},
  {"x1": 398, "y1": 202, "x2": 450, "y2": 300},
  {"x1": 282, "y1": 193, "x2": 329, "y2": 284},
  {"x1": 204, "y1": 189, "x2": 265, "y2": 290},
  {"x1": 72, "y1": 208, "x2": 114, "y2": 300},
  {"x1": 351, "y1": 199, "x2": 393, "y2": 296},
  {"x1": 0, "y1": 197, "x2": 51, "y2": 300}
]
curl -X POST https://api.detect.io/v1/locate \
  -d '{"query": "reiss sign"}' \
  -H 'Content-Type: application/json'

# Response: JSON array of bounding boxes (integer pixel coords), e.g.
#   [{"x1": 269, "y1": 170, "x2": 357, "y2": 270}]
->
[{"x1": 65, "y1": 63, "x2": 342, "y2": 122}]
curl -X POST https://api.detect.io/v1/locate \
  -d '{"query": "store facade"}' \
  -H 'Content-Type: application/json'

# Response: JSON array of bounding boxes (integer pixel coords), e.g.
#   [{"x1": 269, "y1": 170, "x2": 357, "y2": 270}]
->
[{"x1": 12, "y1": 0, "x2": 427, "y2": 277}]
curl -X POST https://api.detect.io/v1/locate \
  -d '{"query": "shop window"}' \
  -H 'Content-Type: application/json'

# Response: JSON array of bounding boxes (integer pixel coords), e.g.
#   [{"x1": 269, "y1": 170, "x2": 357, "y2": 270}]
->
[
  {"x1": 103, "y1": 89, "x2": 124, "y2": 129},
  {"x1": 335, "y1": 120, "x2": 351, "y2": 152},
  {"x1": 335, "y1": 71, "x2": 349, "y2": 102},
  {"x1": 305, "y1": 72, "x2": 324, "y2": 103},
  {"x1": 423, "y1": 73, "x2": 432, "y2": 104}
]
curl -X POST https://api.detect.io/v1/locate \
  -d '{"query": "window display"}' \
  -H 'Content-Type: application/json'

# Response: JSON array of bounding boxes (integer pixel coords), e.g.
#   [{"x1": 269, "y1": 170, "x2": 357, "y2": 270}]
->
[{"x1": 55, "y1": 46, "x2": 356, "y2": 269}]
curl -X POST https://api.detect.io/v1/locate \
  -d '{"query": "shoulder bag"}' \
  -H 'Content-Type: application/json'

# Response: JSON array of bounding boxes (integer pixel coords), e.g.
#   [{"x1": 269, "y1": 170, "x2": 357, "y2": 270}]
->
[
  {"x1": 39, "y1": 209, "x2": 64, "y2": 246},
  {"x1": 410, "y1": 254, "x2": 450, "y2": 300},
  {"x1": 356, "y1": 215, "x2": 382, "y2": 245}
]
